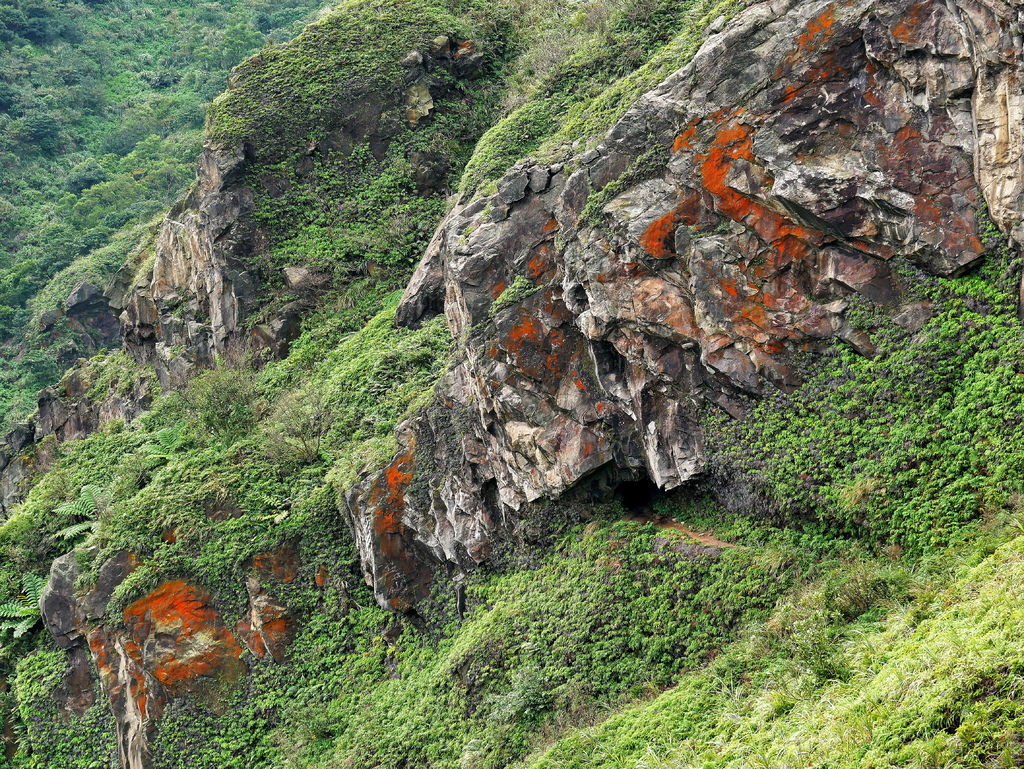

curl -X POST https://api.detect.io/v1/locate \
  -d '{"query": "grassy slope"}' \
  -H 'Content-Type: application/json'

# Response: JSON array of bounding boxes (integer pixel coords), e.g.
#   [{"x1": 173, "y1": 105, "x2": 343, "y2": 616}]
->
[{"x1": 528, "y1": 531, "x2": 1024, "y2": 769}]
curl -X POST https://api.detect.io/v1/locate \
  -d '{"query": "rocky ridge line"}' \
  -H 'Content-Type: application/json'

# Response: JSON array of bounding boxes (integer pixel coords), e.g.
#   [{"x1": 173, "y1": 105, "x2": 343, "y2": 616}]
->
[{"x1": 0, "y1": 35, "x2": 484, "y2": 516}]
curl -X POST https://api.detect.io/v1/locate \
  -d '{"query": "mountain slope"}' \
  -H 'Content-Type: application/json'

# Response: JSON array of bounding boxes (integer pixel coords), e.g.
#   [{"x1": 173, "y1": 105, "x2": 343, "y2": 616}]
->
[{"x1": 1, "y1": 0, "x2": 1024, "y2": 767}]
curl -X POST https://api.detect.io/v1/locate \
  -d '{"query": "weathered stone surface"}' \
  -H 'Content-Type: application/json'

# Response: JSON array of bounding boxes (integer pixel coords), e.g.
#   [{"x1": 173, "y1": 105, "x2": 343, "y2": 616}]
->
[
  {"x1": 0, "y1": 11, "x2": 451, "y2": 502},
  {"x1": 39, "y1": 552, "x2": 86, "y2": 650},
  {"x1": 121, "y1": 580, "x2": 246, "y2": 702},
  {"x1": 56, "y1": 646, "x2": 96, "y2": 717},
  {"x1": 356, "y1": 0, "x2": 1024, "y2": 611},
  {"x1": 0, "y1": 451, "x2": 32, "y2": 517},
  {"x1": 81, "y1": 551, "x2": 141, "y2": 620},
  {"x1": 528, "y1": 166, "x2": 552, "y2": 194},
  {"x1": 497, "y1": 169, "x2": 530, "y2": 204},
  {"x1": 281, "y1": 266, "x2": 328, "y2": 294},
  {"x1": 237, "y1": 575, "x2": 292, "y2": 663},
  {"x1": 65, "y1": 282, "x2": 103, "y2": 311},
  {"x1": 395, "y1": 208, "x2": 458, "y2": 329},
  {"x1": 405, "y1": 82, "x2": 434, "y2": 125},
  {"x1": 454, "y1": 40, "x2": 485, "y2": 78},
  {"x1": 113, "y1": 36, "x2": 489, "y2": 394},
  {"x1": 39, "y1": 546, "x2": 298, "y2": 769},
  {"x1": 131, "y1": 141, "x2": 261, "y2": 375},
  {"x1": 346, "y1": 426, "x2": 436, "y2": 611},
  {"x1": 85, "y1": 580, "x2": 247, "y2": 769}
]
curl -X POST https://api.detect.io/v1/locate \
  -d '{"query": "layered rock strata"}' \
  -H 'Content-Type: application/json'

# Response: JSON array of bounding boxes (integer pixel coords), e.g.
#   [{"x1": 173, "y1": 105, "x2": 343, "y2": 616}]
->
[{"x1": 349, "y1": 0, "x2": 1024, "y2": 610}]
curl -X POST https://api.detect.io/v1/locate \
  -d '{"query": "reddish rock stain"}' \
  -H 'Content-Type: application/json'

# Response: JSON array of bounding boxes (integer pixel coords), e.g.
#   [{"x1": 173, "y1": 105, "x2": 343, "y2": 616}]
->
[
  {"x1": 123, "y1": 580, "x2": 243, "y2": 690},
  {"x1": 253, "y1": 547, "x2": 300, "y2": 583},
  {"x1": 640, "y1": 209, "x2": 680, "y2": 258},
  {"x1": 796, "y1": 6, "x2": 836, "y2": 52},
  {"x1": 363, "y1": 441, "x2": 433, "y2": 611}
]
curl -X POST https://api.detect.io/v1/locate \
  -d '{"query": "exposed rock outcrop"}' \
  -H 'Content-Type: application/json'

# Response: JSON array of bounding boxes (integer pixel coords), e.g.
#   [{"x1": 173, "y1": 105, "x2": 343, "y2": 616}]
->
[
  {"x1": 350, "y1": 0, "x2": 1024, "y2": 610},
  {"x1": 3, "y1": 30, "x2": 491, "y2": 515},
  {"x1": 39, "y1": 547, "x2": 298, "y2": 769},
  {"x1": 0, "y1": 364, "x2": 152, "y2": 515},
  {"x1": 119, "y1": 35, "x2": 491, "y2": 389},
  {"x1": 123, "y1": 142, "x2": 263, "y2": 388}
]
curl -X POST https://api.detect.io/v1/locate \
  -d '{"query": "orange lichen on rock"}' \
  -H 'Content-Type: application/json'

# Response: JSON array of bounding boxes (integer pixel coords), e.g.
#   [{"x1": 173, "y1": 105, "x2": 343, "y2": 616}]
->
[
  {"x1": 237, "y1": 587, "x2": 292, "y2": 664},
  {"x1": 891, "y1": 0, "x2": 930, "y2": 44},
  {"x1": 497, "y1": 291, "x2": 580, "y2": 387},
  {"x1": 695, "y1": 115, "x2": 818, "y2": 250},
  {"x1": 528, "y1": 242, "x2": 557, "y2": 280},
  {"x1": 122, "y1": 580, "x2": 244, "y2": 693},
  {"x1": 673, "y1": 121, "x2": 699, "y2": 152},
  {"x1": 359, "y1": 440, "x2": 434, "y2": 611},
  {"x1": 795, "y1": 6, "x2": 836, "y2": 53},
  {"x1": 640, "y1": 209, "x2": 680, "y2": 259}
]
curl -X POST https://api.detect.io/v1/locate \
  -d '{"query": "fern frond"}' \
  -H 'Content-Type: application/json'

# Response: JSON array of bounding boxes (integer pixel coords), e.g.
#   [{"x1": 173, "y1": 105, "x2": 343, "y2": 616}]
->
[
  {"x1": 56, "y1": 520, "x2": 99, "y2": 541},
  {"x1": 55, "y1": 484, "x2": 102, "y2": 519},
  {"x1": 80, "y1": 484, "x2": 101, "y2": 510},
  {"x1": 12, "y1": 618, "x2": 35, "y2": 638},
  {"x1": 55, "y1": 498, "x2": 89, "y2": 518},
  {"x1": 156, "y1": 424, "x2": 184, "y2": 451},
  {"x1": 22, "y1": 574, "x2": 46, "y2": 604},
  {"x1": 0, "y1": 603, "x2": 34, "y2": 619}
]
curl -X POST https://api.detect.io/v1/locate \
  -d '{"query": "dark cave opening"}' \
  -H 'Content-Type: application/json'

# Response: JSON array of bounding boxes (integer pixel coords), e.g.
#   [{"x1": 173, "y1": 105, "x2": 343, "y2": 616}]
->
[{"x1": 617, "y1": 477, "x2": 662, "y2": 513}]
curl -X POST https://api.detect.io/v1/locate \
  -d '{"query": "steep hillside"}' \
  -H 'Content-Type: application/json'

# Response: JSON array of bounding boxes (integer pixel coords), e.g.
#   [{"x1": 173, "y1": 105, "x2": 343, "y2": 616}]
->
[
  {"x1": 1, "y1": 0, "x2": 1024, "y2": 768},
  {"x1": 0, "y1": 0, "x2": 329, "y2": 431}
]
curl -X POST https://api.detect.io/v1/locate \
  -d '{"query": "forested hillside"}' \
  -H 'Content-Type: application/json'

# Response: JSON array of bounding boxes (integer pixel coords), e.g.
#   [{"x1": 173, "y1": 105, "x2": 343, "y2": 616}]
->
[
  {"x1": 1, "y1": 0, "x2": 1024, "y2": 767},
  {"x1": 0, "y1": 0, "x2": 323, "y2": 430}
]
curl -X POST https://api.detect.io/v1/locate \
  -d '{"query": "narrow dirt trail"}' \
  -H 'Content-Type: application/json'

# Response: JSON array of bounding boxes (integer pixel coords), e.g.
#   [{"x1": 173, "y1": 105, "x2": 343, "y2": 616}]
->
[{"x1": 627, "y1": 513, "x2": 739, "y2": 548}]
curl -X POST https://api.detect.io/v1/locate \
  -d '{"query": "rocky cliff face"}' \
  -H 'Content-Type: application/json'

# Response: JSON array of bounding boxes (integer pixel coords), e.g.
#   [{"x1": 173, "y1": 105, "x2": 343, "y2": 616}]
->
[
  {"x1": 0, "y1": 277, "x2": 129, "y2": 514},
  {"x1": 0, "y1": 34, "x2": 486, "y2": 515},
  {"x1": 25, "y1": 0, "x2": 1024, "y2": 763},
  {"x1": 0, "y1": 361, "x2": 152, "y2": 516},
  {"x1": 27, "y1": 28, "x2": 494, "y2": 768},
  {"x1": 118, "y1": 143, "x2": 263, "y2": 389},
  {"x1": 349, "y1": 0, "x2": 1024, "y2": 610},
  {"x1": 119, "y1": 34, "x2": 487, "y2": 389}
]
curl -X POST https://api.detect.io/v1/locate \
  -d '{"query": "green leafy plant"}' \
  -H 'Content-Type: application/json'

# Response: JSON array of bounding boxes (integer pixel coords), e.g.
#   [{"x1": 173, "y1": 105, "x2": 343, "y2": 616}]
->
[
  {"x1": 141, "y1": 424, "x2": 188, "y2": 464},
  {"x1": 0, "y1": 573, "x2": 46, "y2": 638},
  {"x1": 51, "y1": 483, "x2": 104, "y2": 545},
  {"x1": 489, "y1": 275, "x2": 541, "y2": 317}
]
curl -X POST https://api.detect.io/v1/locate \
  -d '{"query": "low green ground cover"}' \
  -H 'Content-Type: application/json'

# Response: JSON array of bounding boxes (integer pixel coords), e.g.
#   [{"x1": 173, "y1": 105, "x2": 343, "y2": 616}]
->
[{"x1": 527, "y1": 526, "x2": 1024, "y2": 769}]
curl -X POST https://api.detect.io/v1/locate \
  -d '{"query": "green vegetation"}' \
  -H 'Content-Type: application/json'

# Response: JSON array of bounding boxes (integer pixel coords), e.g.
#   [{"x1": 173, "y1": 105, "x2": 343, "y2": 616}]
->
[
  {"x1": 527, "y1": 529, "x2": 1024, "y2": 769},
  {"x1": 3, "y1": 1, "x2": 1024, "y2": 768},
  {"x1": 5, "y1": 237, "x2": 1024, "y2": 767},
  {"x1": 0, "y1": 0, "x2": 327, "y2": 428},
  {"x1": 491, "y1": 275, "x2": 543, "y2": 317},
  {"x1": 0, "y1": 573, "x2": 44, "y2": 638},
  {"x1": 205, "y1": 0, "x2": 510, "y2": 328},
  {"x1": 459, "y1": 0, "x2": 741, "y2": 198},
  {"x1": 704, "y1": 243, "x2": 1024, "y2": 556}
]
